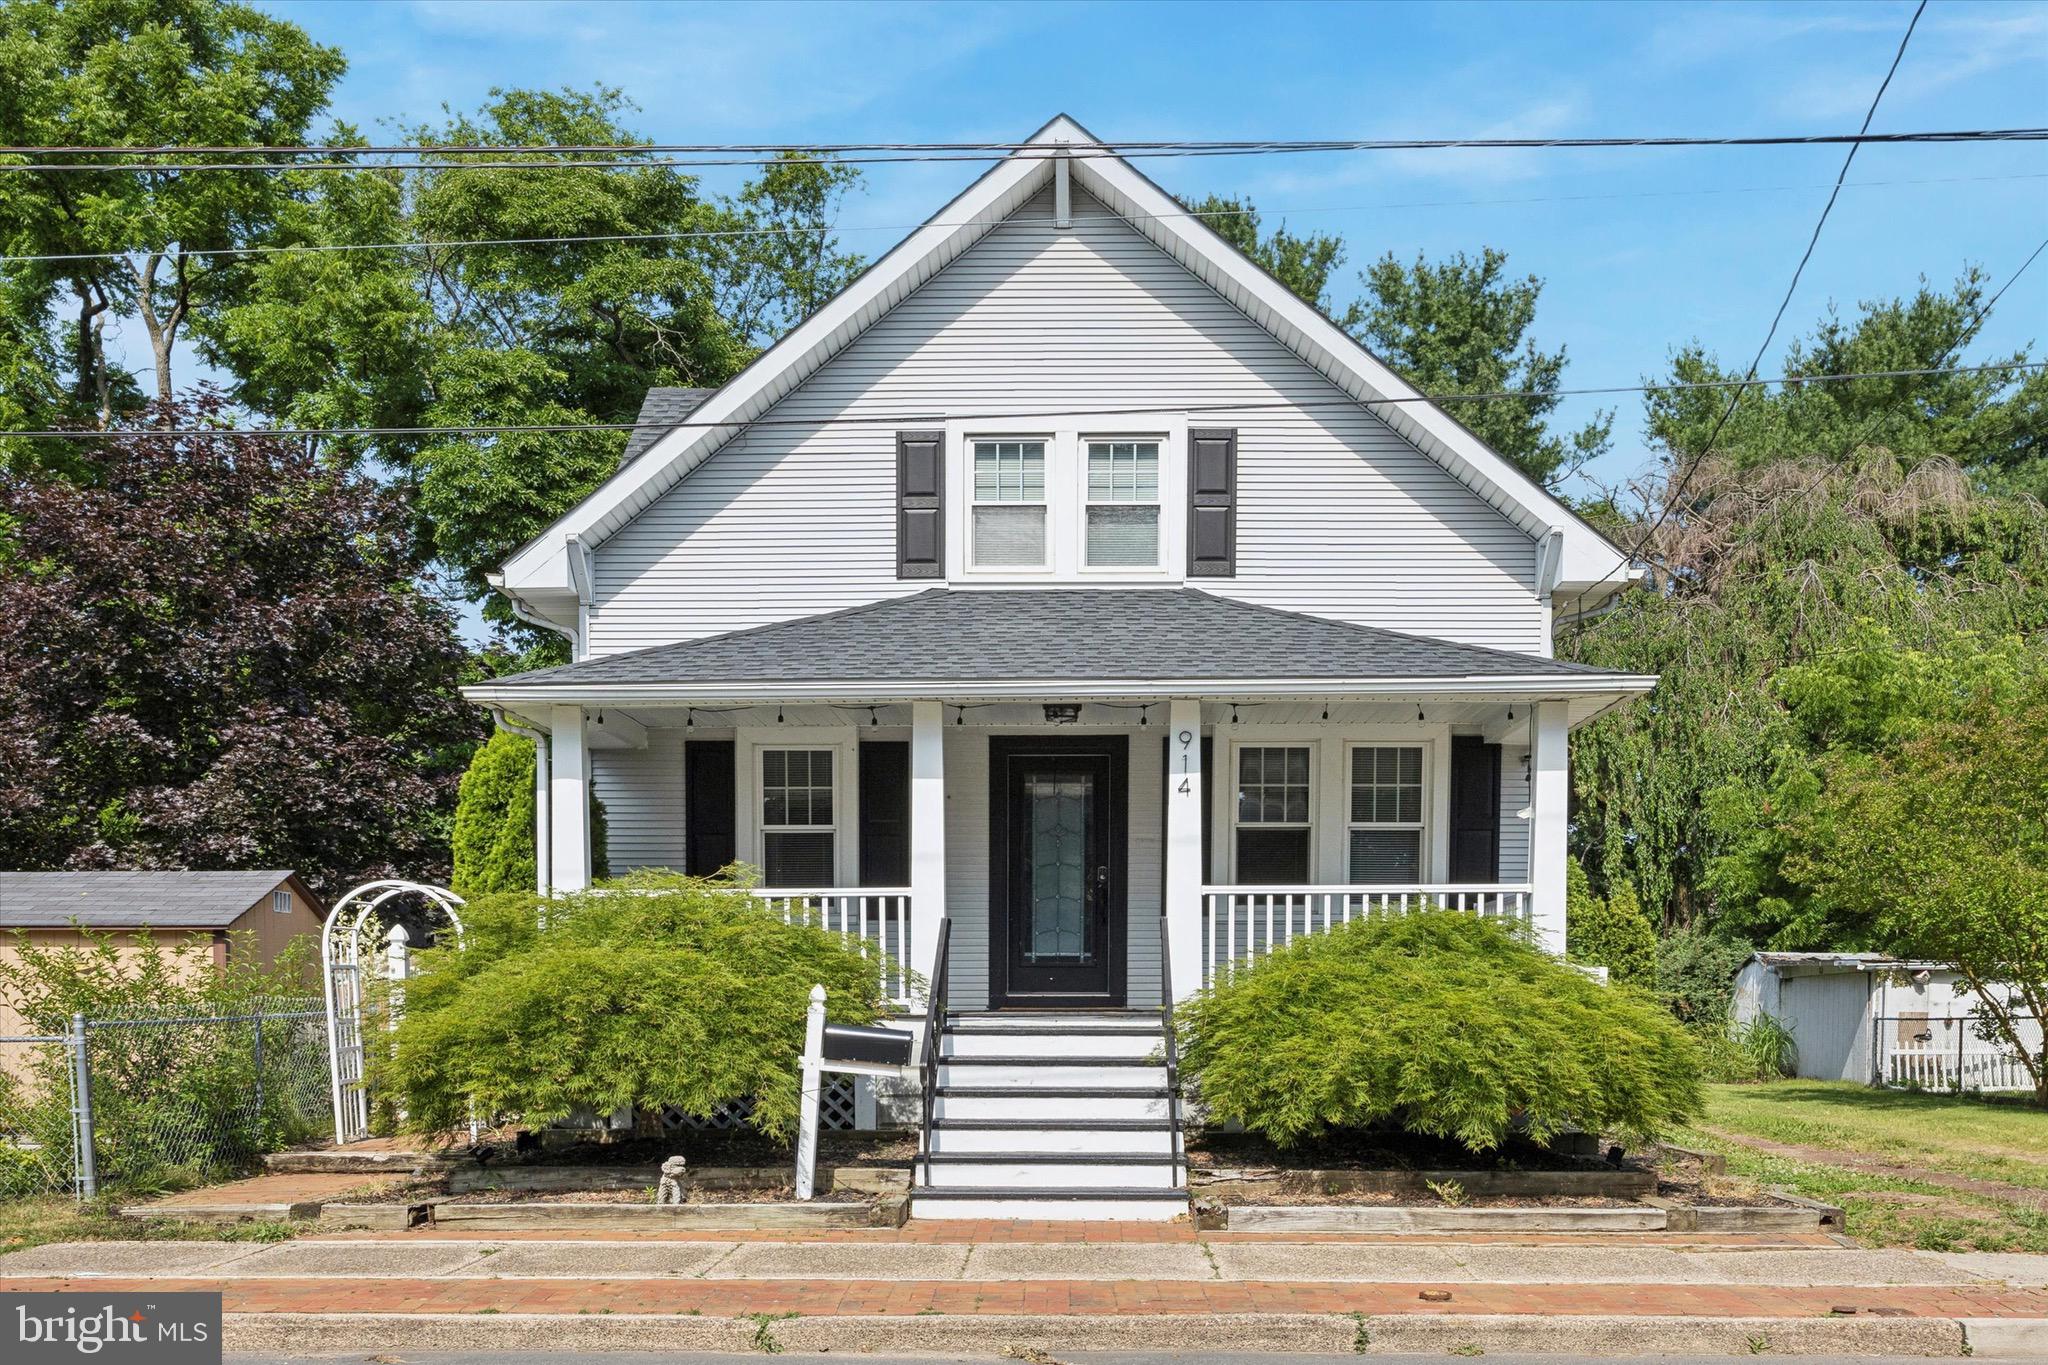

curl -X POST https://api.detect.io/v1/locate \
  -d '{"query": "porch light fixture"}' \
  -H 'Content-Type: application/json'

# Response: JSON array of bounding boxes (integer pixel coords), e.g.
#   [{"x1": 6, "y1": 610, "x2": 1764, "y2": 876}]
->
[
  {"x1": 1043, "y1": 703, "x2": 1082, "y2": 725},
  {"x1": 869, "y1": 706, "x2": 880, "y2": 728},
  {"x1": 954, "y1": 706, "x2": 964, "y2": 726},
  {"x1": 1417, "y1": 707, "x2": 1427, "y2": 722},
  {"x1": 1140, "y1": 705, "x2": 1149, "y2": 726},
  {"x1": 1507, "y1": 706, "x2": 1516, "y2": 721},
  {"x1": 777, "y1": 706, "x2": 785, "y2": 725},
  {"x1": 1230, "y1": 704, "x2": 1239, "y2": 725},
  {"x1": 686, "y1": 709, "x2": 694, "y2": 730},
  {"x1": 1321, "y1": 705, "x2": 1329, "y2": 721}
]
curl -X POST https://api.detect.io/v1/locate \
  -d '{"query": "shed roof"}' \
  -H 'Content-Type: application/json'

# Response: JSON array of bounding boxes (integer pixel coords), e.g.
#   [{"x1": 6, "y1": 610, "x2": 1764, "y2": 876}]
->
[
  {"x1": 477, "y1": 587, "x2": 1638, "y2": 693},
  {"x1": 1745, "y1": 952, "x2": 1955, "y2": 975},
  {"x1": 0, "y1": 871, "x2": 307, "y2": 929}
]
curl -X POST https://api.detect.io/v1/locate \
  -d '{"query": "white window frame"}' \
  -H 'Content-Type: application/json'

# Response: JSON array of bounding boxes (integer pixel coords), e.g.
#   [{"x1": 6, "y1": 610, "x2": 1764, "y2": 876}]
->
[
  {"x1": 966, "y1": 435, "x2": 1053, "y2": 573},
  {"x1": 734, "y1": 729, "x2": 858, "y2": 888},
  {"x1": 945, "y1": 415, "x2": 1187, "y2": 582},
  {"x1": 1227, "y1": 741, "x2": 1316, "y2": 884},
  {"x1": 1345, "y1": 742, "x2": 1429, "y2": 886},
  {"x1": 1080, "y1": 434, "x2": 1167, "y2": 573},
  {"x1": 271, "y1": 888, "x2": 292, "y2": 915}
]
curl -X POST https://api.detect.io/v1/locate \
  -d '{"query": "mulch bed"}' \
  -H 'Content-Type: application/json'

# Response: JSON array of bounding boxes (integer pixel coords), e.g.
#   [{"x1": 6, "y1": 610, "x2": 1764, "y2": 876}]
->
[{"x1": 1187, "y1": 1128, "x2": 1636, "y2": 1173}]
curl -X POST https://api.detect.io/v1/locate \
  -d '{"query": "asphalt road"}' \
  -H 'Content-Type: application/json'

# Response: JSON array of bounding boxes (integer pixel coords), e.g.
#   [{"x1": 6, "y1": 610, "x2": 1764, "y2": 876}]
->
[{"x1": 227, "y1": 1354, "x2": 2023, "y2": 1365}]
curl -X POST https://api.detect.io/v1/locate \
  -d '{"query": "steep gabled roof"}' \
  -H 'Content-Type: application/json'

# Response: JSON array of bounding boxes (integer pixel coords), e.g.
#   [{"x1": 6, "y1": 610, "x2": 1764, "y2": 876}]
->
[{"x1": 495, "y1": 116, "x2": 1630, "y2": 629}]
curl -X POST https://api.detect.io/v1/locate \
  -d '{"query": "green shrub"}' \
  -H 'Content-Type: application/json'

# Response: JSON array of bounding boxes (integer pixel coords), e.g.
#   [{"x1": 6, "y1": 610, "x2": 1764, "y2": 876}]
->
[
  {"x1": 451, "y1": 730, "x2": 608, "y2": 895},
  {"x1": 1566, "y1": 860, "x2": 1658, "y2": 985},
  {"x1": 1177, "y1": 912, "x2": 1703, "y2": 1150},
  {"x1": 1691, "y1": 1015, "x2": 1799, "y2": 1083},
  {"x1": 374, "y1": 872, "x2": 894, "y2": 1139},
  {"x1": 1656, "y1": 923, "x2": 1757, "y2": 1024}
]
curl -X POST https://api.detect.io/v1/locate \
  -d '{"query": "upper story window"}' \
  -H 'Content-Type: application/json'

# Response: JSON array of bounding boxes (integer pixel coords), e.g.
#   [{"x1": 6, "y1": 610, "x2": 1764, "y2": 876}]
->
[
  {"x1": 1349, "y1": 745, "x2": 1423, "y2": 884},
  {"x1": 948, "y1": 421, "x2": 1185, "y2": 581},
  {"x1": 1085, "y1": 441, "x2": 1160, "y2": 568},
  {"x1": 271, "y1": 888, "x2": 292, "y2": 914},
  {"x1": 970, "y1": 440, "x2": 1048, "y2": 568}
]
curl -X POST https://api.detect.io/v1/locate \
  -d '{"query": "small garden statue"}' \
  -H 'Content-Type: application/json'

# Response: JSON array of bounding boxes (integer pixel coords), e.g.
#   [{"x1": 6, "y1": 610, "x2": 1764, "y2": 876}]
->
[{"x1": 656, "y1": 1154, "x2": 688, "y2": 1205}]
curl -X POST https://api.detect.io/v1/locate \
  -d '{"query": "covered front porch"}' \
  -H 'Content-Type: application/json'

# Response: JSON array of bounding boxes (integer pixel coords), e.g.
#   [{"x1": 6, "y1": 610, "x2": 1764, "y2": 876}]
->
[{"x1": 465, "y1": 588, "x2": 1653, "y2": 1011}]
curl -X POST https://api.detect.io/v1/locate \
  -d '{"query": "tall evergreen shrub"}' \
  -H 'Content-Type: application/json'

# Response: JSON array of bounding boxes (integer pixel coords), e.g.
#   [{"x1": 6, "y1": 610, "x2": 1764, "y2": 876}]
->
[{"x1": 451, "y1": 730, "x2": 608, "y2": 894}]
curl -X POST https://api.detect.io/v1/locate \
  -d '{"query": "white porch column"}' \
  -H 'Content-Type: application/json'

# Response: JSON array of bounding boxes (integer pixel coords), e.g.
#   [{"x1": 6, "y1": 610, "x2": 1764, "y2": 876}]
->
[
  {"x1": 549, "y1": 704, "x2": 592, "y2": 892},
  {"x1": 1163, "y1": 699, "x2": 1205, "y2": 1002},
  {"x1": 909, "y1": 700, "x2": 948, "y2": 991},
  {"x1": 532, "y1": 731, "x2": 552, "y2": 894},
  {"x1": 1528, "y1": 700, "x2": 1570, "y2": 956}
]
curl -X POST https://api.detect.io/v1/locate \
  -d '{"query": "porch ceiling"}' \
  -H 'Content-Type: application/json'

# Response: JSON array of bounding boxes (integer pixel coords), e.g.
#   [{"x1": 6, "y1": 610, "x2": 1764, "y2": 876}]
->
[{"x1": 464, "y1": 588, "x2": 1654, "y2": 711}]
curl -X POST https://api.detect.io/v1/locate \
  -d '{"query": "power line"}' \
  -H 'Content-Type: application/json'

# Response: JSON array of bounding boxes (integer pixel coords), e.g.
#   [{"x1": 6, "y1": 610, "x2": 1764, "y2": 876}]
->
[
  {"x1": 0, "y1": 127, "x2": 2041, "y2": 173},
  {"x1": 1580, "y1": 0, "x2": 1930, "y2": 618},
  {"x1": 8, "y1": 170, "x2": 2044, "y2": 268},
  {"x1": 1, "y1": 361, "x2": 2037, "y2": 443}
]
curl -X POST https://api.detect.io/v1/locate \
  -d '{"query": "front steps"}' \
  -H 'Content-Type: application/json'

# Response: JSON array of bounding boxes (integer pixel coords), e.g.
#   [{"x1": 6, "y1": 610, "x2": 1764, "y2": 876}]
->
[{"x1": 912, "y1": 1011, "x2": 1188, "y2": 1221}]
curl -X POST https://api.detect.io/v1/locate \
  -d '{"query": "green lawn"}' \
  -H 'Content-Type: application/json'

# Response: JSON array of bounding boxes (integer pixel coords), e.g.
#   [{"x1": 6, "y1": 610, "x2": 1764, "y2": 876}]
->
[
  {"x1": 0, "y1": 1196, "x2": 302, "y2": 1253},
  {"x1": 1681, "y1": 1081, "x2": 2048, "y2": 1253}
]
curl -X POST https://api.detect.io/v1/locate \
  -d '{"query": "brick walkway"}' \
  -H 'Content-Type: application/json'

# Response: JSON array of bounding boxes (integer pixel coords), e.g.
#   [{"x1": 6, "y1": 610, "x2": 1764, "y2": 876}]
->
[
  {"x1": 1, "y1": 1274, "x2": 2043, "y2": 1319},
  {"x1": 319, "y1": 1223, "x2": 1843, "y2": 1246}
]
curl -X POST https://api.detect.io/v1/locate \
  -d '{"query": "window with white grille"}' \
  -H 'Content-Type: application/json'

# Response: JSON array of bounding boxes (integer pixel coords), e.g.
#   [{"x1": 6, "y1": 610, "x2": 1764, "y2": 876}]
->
[
  {"x1": 1233, "y1": 745, "x2": 1312, "y2": 884},
  {"x1": 1084, "y1": 440, "x2": 1160, "y2": 567},
  {"x1": 970, "y1": 440, "x2": 1047, "y2": 568},
  {"x1": 760, "y1": 749, "x2": 836, "y2": 887},
  {"x1": 1349, "y1": 745, "x2": 1424, "y2": 883}
]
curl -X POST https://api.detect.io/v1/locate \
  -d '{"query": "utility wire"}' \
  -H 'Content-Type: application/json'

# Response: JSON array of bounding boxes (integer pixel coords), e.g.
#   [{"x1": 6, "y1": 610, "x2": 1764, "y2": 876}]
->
[
  {"x1": 7, "y1": 170, "x2": 2043, "y2": 267},
  {"x1": 1575, "y1": 0, "x2": 1930, "y2": 618},
  {"x1": 0, "y1": 127, "x2": 2040, "y2": 173},
  {"x1": 1, "y1": 361, "x2": 2038, "y2": 443}
]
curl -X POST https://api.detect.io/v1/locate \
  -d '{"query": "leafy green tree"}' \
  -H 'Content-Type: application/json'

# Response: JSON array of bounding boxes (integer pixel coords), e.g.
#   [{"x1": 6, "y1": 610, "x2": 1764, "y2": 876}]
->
[
  {"x1": 1645, "y1": 272, "x2": 2048, "y2": 495},
  {"x1": 203, "y1": 89, "x2": 863, "y2": 631},
  {"x1": 0, "y1": 0, "x2": 345, "y2": 459},
  {"x1": 1566, "y1": 859, "x2": 1657, "y2": 986},
  {"x1": 450, "y1": 728, "x2": 607, "y2": 895},
  {"x1": 1565, "y1": 454, "x2": 2048, "y2": 931},
  {"x1": 376, "y1": 875, "x2": 892, "y2": 1137},
  {"x1": 1801, "y1": 659, "x2": 2048, "y2": 1105},
  {"x1": 1653, "y1": 924, "x2": 1756, "y2": 1027},
  {"x1": 1179, "y1": 194, "x2": 1355, "y2": 323},
  {"x1": 1178, "y1": 912, "x2": 1701, "y2": 1148},
  {"x1": 1352, "y1": 248, "x2": 1612, "y2": 487}
]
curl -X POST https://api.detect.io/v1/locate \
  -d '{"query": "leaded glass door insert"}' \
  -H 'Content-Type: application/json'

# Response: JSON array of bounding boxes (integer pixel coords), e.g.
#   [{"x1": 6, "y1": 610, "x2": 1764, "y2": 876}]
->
[{"x1": 991, "y1": 737, "x2": 1126, "y2": 1006}]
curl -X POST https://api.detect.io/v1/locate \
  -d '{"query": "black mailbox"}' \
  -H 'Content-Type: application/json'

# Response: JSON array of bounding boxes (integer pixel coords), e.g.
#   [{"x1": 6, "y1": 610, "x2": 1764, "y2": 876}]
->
[{"x1": 822, "y1": 1023, "x2": 912, "y2": 1068}]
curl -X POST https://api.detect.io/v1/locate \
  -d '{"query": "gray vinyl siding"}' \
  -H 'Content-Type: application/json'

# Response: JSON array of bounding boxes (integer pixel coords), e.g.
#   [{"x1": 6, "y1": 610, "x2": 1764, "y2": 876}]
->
[
  {"x1": 589, "y1": 186, "x2": 1543, "y2": 657},
  {"x1": 1498, "y1": 746, "x2": 1530, "y2": 883},
  {"x1": 591, "y1": 731, "x2": 687, "y2": 872},
  {"x1": 942, "y1": 728, "x2": 1160, "y2": 1012}
]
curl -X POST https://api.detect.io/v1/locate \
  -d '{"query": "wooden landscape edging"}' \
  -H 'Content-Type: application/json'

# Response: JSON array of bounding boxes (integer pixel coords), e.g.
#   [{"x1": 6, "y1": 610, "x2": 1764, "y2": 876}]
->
[
  {"x1": 1190, "y1": 1166, "x2": 1656, "y2": 1200},
  {"x1": 443, "y1": 1164, "x2": 910, "y2": 1196},
  {"x1": 425, "y1": 1195, "x2": 910, "y2": 1231}
]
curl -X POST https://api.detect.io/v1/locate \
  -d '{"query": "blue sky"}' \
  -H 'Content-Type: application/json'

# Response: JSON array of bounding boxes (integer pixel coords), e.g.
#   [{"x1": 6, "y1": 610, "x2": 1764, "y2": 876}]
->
[{"x1": 251, "y1": 0, "x2": 2048, "y2": 507}]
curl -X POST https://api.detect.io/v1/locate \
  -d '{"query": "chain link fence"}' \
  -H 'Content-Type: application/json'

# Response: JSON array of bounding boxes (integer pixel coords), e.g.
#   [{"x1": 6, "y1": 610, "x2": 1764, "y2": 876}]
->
[{"x1": 0, "y1": 999, "x2": 332, "y2": 1200}]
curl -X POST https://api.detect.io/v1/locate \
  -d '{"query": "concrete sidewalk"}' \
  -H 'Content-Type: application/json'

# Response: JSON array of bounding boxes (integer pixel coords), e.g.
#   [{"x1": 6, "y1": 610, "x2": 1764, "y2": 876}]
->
[{"x1": 5, "y1": 1237, "x2": 2046, "y2": 1358}]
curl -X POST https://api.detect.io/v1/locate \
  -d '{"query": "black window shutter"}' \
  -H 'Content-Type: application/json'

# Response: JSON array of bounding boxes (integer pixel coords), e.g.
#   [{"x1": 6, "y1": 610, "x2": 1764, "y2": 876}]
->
[
  {"x1": 858, "y1": 741, "x2": 911, "y2": 887},
  {"x1": 1448, "y1": 735, "x2": 1502, "y2": 883},
  {"x1": 1187, "y1": 428, "x2": 1237, "y2": 576},
  {"x1": 684, "y1": 740, "x2": 736, "y2": 877},
  {"x1": 896, "y1": 430, "x2": 944, "y2": 578}
]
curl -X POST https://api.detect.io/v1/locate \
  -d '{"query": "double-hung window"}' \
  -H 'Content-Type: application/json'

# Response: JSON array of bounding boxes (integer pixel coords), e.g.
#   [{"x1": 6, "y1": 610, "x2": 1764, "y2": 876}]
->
[
  {"x1": 760, "y1": 748, "x2": 835, "y2": 887},
  {"x1": 1233, "y1": 745, "x2": 1312, "y2": 884},
  {"x1": 970, "y1": 439, "x2": 1048, "y2": 568},
  {"x1": 1084, "y1": 440, "x2": 1160, "y2": 567},
  {"x1": 1348, "y1": 746, "x2": 1423, "y2": 883}
]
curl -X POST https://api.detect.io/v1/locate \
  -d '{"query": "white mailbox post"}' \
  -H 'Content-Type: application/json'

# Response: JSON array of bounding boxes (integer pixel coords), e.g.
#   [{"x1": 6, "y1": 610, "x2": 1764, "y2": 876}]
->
[{"x1": 795, "y1": 985, "x2": 916, "y2": 1200}]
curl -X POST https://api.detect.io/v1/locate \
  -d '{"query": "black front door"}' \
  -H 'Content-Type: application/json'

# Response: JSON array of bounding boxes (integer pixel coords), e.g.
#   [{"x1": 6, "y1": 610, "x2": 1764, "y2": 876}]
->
[{"x1": 989, "y1": 735, "x2": 1127, "y2": 1008}]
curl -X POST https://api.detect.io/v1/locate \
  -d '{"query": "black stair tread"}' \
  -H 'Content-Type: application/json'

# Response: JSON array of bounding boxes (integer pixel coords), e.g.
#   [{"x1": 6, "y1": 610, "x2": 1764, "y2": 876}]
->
[
  {"x1": 911, "y1": 1185, "x2": 1191, "y2": 1200},
  {"x1": 918, "y1": 1151, "x2": 1177, "y2": 1164},
  {"x1": 944, "y1": 1022, "x2": 1164, "y2": 1034},
  {"x1": 932, "y1": 1118, "x2": 1175, "y2": 1131},
  {"x1": 937, "y1": 1055, "x2": 1162, "y2": 1065}
]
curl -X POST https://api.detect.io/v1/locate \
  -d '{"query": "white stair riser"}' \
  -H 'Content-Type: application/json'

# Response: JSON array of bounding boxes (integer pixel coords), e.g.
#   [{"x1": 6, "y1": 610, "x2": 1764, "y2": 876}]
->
[
  {"x1": 934, "y1": 1093, "x2": 1168, "y2": 1122},
  {"x1": 930, "y1": 1127, "x2": 1177, "y2": 1155},
  {"x1": 943, "y1": 1032, "x2": 1161, "y2": 1059},
  {"x1": 938, "y1": 1063, "x2": 1166, "y2": 1088},
  {"x1": 911, "y1": 1197, "x2": 1185, "y2": 1221},
  {"x1": 923, "y1": 1162, "x2": 1179, "y2": 1189},
  {"x1": 947, "y1": 1014, "x2": 1160, "y2": 1031}
]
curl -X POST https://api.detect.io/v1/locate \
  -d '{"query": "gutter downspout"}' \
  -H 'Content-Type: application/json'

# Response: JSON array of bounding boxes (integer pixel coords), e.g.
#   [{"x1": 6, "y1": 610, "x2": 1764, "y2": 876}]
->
[{"x1": 495, "y1": 709, "x2": 553, "y2": 894}]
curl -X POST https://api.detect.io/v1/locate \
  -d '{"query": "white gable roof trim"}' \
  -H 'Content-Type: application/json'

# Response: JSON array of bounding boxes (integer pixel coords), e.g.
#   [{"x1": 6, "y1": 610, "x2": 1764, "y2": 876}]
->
[{"x1": 497, "y1": 115, "x2": 1630, "y2": 613}]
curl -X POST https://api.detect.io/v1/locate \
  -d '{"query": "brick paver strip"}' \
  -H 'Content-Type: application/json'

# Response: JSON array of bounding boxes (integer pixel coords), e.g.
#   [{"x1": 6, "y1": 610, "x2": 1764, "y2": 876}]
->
[
  {"x1": 4, "y1": 1275, "x2": 2043, "y2": 1319},
  {"x1": 310, "y1": 1224, "x2": 1841, "y2": 1247}
]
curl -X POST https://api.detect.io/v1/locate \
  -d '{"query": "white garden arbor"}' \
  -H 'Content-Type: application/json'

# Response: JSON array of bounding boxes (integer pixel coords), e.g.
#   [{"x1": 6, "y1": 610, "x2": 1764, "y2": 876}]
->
[{"x1": 322, "y1": 879, "x2": 466, "y2": 1144}]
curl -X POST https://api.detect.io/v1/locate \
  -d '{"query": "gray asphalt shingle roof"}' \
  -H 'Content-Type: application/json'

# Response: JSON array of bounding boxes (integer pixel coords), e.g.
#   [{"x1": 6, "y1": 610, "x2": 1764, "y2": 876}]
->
[
  {"x1": 493, "y1": 588, "x2": 1619, "y2": 688},
  {"x1": 0, "y1": 871, "x2": 301, "y2": 929},
  {"x1": 619, "y1": 387, "x2": 717, "y2": 465}
]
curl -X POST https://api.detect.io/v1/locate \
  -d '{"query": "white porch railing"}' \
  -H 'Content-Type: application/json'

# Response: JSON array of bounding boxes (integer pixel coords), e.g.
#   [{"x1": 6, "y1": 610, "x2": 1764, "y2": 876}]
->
[
  {"x1": 1201, "y1": 884, "x2": 1532, "y2": 986},
  {"x1": 750, "y1": 888, "x2": 915, "y2": 1007}
]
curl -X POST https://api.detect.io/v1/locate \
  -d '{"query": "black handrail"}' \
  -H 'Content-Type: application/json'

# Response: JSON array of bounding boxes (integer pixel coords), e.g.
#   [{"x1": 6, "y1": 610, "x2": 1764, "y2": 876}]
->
[
  {"x1": 917, "y1": 916, "x2": 952, "y2": 1187},
  {"x1": 1157, "y1": 912, "x2": 1186, "y2": 1191}
]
